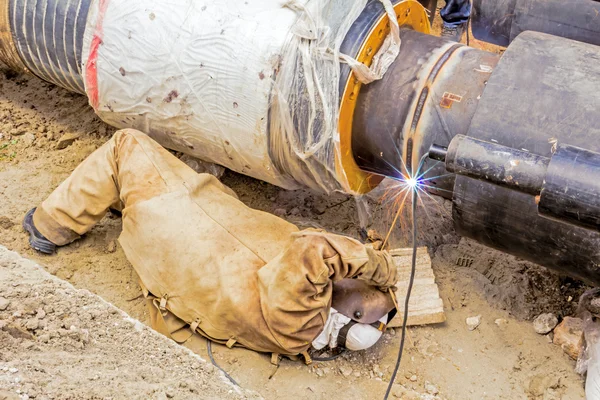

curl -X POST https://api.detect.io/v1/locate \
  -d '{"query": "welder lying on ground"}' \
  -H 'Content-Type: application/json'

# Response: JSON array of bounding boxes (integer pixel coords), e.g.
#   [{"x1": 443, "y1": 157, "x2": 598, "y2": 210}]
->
[{"x1": 22, "y1": 129, "x2": 399, "y2": 361}]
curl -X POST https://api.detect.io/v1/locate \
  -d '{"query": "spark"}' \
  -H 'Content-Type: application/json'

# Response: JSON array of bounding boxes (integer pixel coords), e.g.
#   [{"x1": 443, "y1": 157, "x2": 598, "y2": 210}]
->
[{"x1": 380, "y1": 155, "x2": 451, "y2": 248}]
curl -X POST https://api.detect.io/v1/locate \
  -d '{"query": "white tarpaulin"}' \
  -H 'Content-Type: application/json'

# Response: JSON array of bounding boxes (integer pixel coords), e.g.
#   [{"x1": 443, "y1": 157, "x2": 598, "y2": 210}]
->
[{"x1": 82, "y1": 0, "x2": 400, "y2": 192}]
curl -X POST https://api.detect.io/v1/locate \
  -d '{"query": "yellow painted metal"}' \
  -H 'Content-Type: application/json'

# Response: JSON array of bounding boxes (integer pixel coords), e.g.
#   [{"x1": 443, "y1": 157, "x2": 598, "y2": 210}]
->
[
  {"x1": 0, "y1": 0, "x2": 27, "y2": 72},
  {"x1": 337, "y1": 0, "x2": 431, "y2": 194}
]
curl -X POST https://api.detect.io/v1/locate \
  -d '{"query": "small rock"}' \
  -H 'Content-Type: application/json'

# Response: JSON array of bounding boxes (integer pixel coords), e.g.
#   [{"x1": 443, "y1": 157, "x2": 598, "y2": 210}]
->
[
  {"x1": 8, "y1": 368, "x2": 18, "y2": 373},
  {"x1": 424, "y1": 382, "x2": 439, "y2": 395},
  {"x1": 312, "y1": 203, "x2": 327, "y2": 215},
  {"x1": 409, "y1": 375, "x2": 418, "y2": 382},
  {"x1": 339, "y1": 366, "x2": 353, "y2": 377},
  {"x1": 553, "y1": 317, "x2": 584, "y2": 359},
  {"x1": 527, "y1": 373, "x2": 560, "y2": 397},
  {"x1": 495, "y1": 318, "x2": 508, "y2": 327},
  {"x1": 23, "y1": 132, "x2": 35, "y2": 147},
  {"x1": 5, "y1": 324, "x2": 34, "y2": 340},
  {"x1": 533, "y1": 313, "x2": 558, "y2": 335},
  {"x1": 0, "y1": 216, "x2": 14, "y2": 229},
  {"x1": 36, "y1": 308, "x2": 46, "y2": 320},
  {"x1": 466, "y1": 315, "x2": 482, "y2": 331},
  {"x1": 38, "y1": 334, "x2": 50, "y2": 343},
  {"x1": 106, "y1": 240, "x2": 117, "y2": 253},
  {"x1": 55, "y1": 132, "x2": 82, "y2": 150},
  {"x1": 25, "y1": 319, "x2": 39, "y2": 331},
  {"x1": 315, "y1": 368, "x2": 324, "y2": 377},
  {"x1": 0, "y1": 297, "x2": 9, "y2": 311},
  {"x1": 165, "y1": 387, "x2": 175, "y2": 398}
]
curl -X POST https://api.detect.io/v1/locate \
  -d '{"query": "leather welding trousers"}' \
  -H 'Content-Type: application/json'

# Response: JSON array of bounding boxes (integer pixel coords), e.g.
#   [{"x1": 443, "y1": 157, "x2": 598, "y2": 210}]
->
[{"x1": 32, "y1": 129, "x2": 398, "y2": 355}]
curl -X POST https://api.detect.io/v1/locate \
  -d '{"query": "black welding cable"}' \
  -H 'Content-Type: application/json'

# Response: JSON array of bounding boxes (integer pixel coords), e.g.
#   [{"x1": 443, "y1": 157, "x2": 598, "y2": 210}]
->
[
  {"x1": 312, "y1": 350, "x2": 347, "y2": 362},
  {"x1": 383, "y1": 154, "x2": 429, "y2": 400},
  {"x1": 206, "y1": 339, "x2": 240, "y2": 387}
]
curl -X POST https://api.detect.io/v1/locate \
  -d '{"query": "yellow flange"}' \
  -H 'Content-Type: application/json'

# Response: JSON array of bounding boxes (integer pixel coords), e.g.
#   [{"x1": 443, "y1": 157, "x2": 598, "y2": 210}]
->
[{"x1": 336, "y1": 0, "x2": 430, "y2": 194}]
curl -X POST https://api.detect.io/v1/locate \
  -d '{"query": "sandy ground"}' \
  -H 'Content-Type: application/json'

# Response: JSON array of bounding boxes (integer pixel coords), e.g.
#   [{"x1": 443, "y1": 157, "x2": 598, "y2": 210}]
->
[
  {"x1": 0, "y1": 245, "x2": 259, "y2": 400},
  {"x1": 0, "y1": 7, "x2": 591, "y2": 400}
]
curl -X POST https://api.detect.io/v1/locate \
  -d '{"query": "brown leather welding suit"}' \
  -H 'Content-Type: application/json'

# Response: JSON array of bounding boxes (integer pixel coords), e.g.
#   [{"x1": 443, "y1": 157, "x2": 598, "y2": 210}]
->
[{"x1": 33, "y1": 129, "x2": 397, "y2": 356}]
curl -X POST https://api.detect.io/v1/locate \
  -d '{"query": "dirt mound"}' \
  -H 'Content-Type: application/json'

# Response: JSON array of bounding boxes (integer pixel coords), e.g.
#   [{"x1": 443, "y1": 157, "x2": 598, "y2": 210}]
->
[
  {"x1": 0, "y1": 245, "x2": 259, "y2": 400},
  {"x1": 434, "y1": 239, "x2": 588, "y2": 320}
]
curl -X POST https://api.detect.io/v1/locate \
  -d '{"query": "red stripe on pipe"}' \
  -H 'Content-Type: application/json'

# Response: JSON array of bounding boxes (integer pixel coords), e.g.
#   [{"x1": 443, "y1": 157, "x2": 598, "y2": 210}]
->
[{"x1": 85, "y1": 0, "x2": 109, "y2": 110}]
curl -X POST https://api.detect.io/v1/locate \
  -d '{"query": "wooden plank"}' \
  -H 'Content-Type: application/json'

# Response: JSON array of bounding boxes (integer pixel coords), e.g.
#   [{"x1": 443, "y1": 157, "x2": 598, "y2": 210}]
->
[{"x1": 387, "y1": 247, "x2": 446, "y2": 328}]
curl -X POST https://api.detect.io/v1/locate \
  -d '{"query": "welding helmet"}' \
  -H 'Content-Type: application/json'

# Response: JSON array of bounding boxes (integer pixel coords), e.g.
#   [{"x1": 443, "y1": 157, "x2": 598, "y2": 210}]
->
[{"x1": 312, "y1": 279, "x2": 397, "y2": 351}]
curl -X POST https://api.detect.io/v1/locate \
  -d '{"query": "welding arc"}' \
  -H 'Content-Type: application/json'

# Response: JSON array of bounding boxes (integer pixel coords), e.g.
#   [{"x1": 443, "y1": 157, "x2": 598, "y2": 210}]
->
[{"x1": 383, "y1": 153, "x2": 428, "y2": 400}]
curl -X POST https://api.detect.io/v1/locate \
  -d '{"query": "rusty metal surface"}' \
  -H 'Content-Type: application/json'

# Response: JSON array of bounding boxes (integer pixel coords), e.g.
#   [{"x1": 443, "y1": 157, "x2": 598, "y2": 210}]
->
[{"x1": 352, "y1": 29, "x2": 499, "y2": 196}]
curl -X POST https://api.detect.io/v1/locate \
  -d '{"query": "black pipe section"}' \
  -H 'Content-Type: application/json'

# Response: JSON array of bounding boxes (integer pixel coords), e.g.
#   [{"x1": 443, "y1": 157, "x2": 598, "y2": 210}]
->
[
  {"x1": 452, "y1": 32, "x2": 600, "y2": 284},
  {"x1": 539, "y1": 144, "x2": 600, "y2": 232},
  {"x1": 472, "y1": 0, "x2": 600, "y2": 47},
  {"x1": 445, "y1": 135, "x2": 549, "y2": 196},
  {"x1": 430, "y1": 136, "x2": 600, "y2": 233},
  {"x1": 352, "y1": 28, "x2": 499, "y2": 188},
  {"x1": 7, "y1": 0, "x2": 90, "y2": 93},
  {"x1": 353, "y1": 29, "x2": 600, "y2": 284}
]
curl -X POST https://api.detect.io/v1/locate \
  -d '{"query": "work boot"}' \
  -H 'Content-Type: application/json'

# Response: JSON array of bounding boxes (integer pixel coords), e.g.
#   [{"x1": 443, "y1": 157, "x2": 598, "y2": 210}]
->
[
  {"x1": 22, "y1": 208, "x2": 56, "y2": 254},
  {"x1": 440, "y1": 23, "x2": 466, "y2": 42}
]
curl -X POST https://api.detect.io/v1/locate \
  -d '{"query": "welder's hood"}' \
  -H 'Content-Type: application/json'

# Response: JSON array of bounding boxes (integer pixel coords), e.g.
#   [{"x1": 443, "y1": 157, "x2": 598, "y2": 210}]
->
[{"x1": 332, "y1": 279, "x2": 396, "y2": 324}]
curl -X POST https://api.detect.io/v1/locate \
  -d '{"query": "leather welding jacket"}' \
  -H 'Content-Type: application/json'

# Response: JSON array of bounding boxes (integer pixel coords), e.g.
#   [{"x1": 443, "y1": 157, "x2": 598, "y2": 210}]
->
[{"x1": 34, "y1": 129, "x2": 398, "y2": 356}]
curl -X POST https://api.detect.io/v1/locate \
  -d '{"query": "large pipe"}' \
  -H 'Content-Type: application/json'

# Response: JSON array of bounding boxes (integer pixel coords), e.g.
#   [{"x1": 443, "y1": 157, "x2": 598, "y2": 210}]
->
[
  {"x1": 353, "y1": 29, "x2": 600, "y2": 284},
  {"x1": 0, "y1": 0, "x2": 599, "y2": 284},
  {"x1": 471, "y1": 0, "x2": 600, "y2": 47}
]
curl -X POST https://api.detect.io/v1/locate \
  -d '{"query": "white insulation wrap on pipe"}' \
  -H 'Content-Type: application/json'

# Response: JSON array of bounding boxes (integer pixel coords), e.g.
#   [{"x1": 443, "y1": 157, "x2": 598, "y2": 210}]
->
[{"x1": 81, "y1": 0, "x2": 400, "y2": 193}]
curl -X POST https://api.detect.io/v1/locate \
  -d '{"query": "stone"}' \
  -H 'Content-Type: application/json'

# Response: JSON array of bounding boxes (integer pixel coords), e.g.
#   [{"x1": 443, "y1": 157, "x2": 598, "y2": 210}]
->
[
  {"x1": 373, "y1": 364, "x2": 382, "y2": 375},
  {"x1": 8, "y1": 368, "x2": 18, "y2": 373},
  {"x1": 5, "y1": 324, "x2": 34, "y2": 340},
  {"x1": 409, "y1": 375, "x2": 417, "y2": 382},
  {"x1": 55, "y1": 132, "x2": 82, "y2": 150},
  {"x1": 339, "y1": 366, "x2": 353, "y2": 377},
  {"x1": 495, "y1": 318, "x2": 508, "y2": 327},
  {"x1": 106, "y1": 240, "x2": 117, "y2": 253},
  {"x1": 22, "y1": 132, "x2": 35, "y2": 147},
  {"x1": 533, "y1": 313, "x2": 558, "y2": 335},
  {"x1": 0, "y1": 216, "x2": 14, "y2": 229},
  {"x1": 36, "y1": 308, "x2": 46, "y2": 320},
  {"x1": 0, "y1": 297, "x2": 9, "y2": 311},
  {"x1": 25, "y1": 319, "x2": 39, "y2": 331},
  {"x1": 38, "y1": 334, "x2": 50, "y2": 343},
  {"x1": 466, "y1": 315, "x2": 482, "y2": 331},
  {"x1": 553, "y1": 317, "x2": 584, "y2": 359},
  {"x1": 424, "y1": 381, "x2": 439, "y2": 395},
  {"x1": 527, "y1": 373, "x2": 560, "y2": 398}
]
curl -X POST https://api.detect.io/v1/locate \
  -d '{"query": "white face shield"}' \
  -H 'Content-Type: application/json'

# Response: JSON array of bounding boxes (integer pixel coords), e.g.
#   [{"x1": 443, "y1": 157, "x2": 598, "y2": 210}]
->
[{"x1": 312, "y1": 308, "x2": 388, "y2": 351}]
